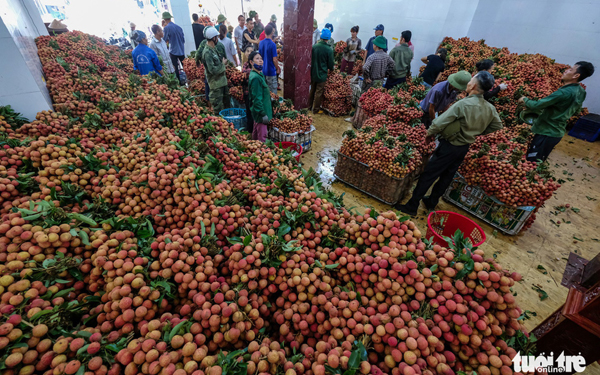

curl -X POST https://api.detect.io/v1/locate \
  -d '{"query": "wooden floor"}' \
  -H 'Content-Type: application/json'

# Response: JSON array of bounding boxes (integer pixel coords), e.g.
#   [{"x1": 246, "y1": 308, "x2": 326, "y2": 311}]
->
[{"x1": 302, "y1": 113, "x2": 600, "y2": 374}]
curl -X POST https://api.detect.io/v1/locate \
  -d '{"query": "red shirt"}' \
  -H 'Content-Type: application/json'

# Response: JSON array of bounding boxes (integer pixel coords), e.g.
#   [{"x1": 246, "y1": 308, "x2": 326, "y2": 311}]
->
[{"x1": 259, "y1": 31, "x2": 266, "y2": 41}]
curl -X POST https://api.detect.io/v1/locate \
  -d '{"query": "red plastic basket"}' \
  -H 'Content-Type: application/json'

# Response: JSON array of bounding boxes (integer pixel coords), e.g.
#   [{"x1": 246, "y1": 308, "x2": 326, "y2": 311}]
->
[
  {"x1": 275, "y1": 142, "x2": 303, "y2": 162},
  {"x1": 426, "y1": 211, "x2": 486, "y2": 247}
]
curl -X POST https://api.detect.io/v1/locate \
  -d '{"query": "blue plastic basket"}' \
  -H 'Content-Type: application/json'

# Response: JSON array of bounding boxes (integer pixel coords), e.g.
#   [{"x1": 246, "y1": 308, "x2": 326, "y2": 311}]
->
[
  {"x1": 219, "y1": 108, "x2": 247, "y2": 131},
  {"x1": 568, "y1": 114, "x2": 600, "y2": 142}
]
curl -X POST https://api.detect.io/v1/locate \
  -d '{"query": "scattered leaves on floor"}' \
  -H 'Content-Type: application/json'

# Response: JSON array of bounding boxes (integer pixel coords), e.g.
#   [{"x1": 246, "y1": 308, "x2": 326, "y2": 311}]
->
[{"x1": 532, "y1": 284, "x2": 549, "y2": 301}]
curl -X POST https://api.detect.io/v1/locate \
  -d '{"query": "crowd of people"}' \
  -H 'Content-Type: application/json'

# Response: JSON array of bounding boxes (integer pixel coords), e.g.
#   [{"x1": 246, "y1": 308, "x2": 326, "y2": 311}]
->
[
  {"x1": 396, "y1": 61, "x2": 594, "y2": 216},
  {"x1": 127, "y1": 12, "x2": 596, "y2": 172},
  {"x1": 127, "y1": 9, "x2": 282, "y2": 143},
  {"x1": 304, "y1": 22, "x2": 595, "y2": 217}
]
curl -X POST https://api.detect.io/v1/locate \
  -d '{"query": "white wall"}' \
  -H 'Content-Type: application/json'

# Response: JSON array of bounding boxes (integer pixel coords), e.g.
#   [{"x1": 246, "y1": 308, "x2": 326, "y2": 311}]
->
[
  {"x1": 314, "y1": 0, "x2": 600, "y2": 112},
  {"x1": 169, "y1": 0, "x2": 196, "y2": 55},
  {"x1": 314, "y1": 0, "x2": 479, "y2": 79},
  {"x1": 0, "y1": 0, "x2": 52, "y2": 120},
  {"x1": 466, "y1": 0, "x2": 600, "y2": 112}
]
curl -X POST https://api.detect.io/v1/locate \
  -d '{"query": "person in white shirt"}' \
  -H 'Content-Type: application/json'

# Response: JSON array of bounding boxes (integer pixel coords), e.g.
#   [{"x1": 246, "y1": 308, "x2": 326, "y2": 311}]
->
[
  {"x1": 234, "y1": 15, "x2": 246, "y2": 62},
  {"x1": 312, "y1": 20, "x2": 320, "y2": 45},
  {"x1": 129, "y1": 22, "x2": 139, "y2": 48},
  {"x1": 149, "y1": 25, "x2": 175, "y2": 74},
  {"x1": 219, "y1": 24, "x2": 240, "y2": 66}
]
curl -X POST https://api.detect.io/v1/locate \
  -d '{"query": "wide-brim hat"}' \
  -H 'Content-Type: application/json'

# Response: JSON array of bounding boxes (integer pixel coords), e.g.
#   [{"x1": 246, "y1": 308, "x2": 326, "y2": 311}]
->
[
  {"x1": 162, "y1": 12, "x2": 173, "y2": 20},
  {"x1": 271, "y1": 14, "x2": 277, "y2": 21},
  {"x1": 217, "y1": 14, "x2": 227, "y2": 23},
  {"x1": 448, "y1": 71, "x2": 471, "y2": 91}
]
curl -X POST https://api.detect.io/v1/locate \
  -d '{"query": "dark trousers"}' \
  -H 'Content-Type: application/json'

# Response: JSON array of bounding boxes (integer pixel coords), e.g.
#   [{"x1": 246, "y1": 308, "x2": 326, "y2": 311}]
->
[
  {"x1": 204, "y1": 76, "x2": 210, "y2": 102},
  {"x1": 384, "y1": 76, "x2": 407, "y2": 89},
  {"x1": 340, "y1": 59, "x2": 355, "y2": 75},
  {"x1": 526, "y1": 134, "x2": 562, "y2": 162},
  {"x1": 422, "y1": 111, "x2": 433, "y2": 129},
  {"x1": 170, "y1": 53, "x2": 185, "y2": 83},
  {"x1": 308, "y1": 81, "x2": 326, "y2": 113},
  {"x1": 404, "y1": 139, "x2": 470, "y2": 211},
  {"x1": 244, "y1": 91, "x2": 254, "y2": 133}
]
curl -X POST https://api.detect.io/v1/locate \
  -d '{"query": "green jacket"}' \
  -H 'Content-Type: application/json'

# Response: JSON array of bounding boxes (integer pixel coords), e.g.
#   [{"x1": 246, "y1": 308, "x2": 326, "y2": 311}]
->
[
  {"x1": 248, "y1": 70, "x2": 273, "y2": 122},
  {"x1": 524, "y1": 83, "x2": 586, "y2": 138},
  {"x1": 195, "y1": 39, "x2": 226, "y2": 66},
  {"x1": 202, "y1": 44, "x2": 227, "y2": 90},
  {"x1": 389, "y1": 43, "x2": 413, "y2": 79},
  {"x1": 428, "y1": 94, "x2": 503, "y2": 146},
  {"x1": 311, "y1": 40, "x2": 334, "y2": 83},
  {"x1": 254, "y1": 22, "x2": 264, "y2": 39}
]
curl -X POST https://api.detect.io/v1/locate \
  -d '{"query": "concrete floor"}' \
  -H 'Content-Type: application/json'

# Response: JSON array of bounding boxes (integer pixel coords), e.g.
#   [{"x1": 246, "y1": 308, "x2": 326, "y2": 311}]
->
[{"x1": 300, "y1": 112, "x2": 600, "y2": 374}]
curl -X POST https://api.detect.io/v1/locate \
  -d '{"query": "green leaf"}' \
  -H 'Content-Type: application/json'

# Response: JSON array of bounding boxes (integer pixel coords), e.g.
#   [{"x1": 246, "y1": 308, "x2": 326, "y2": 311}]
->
[
  {"x1": 22, "y1": 213, "x2": 42, "y2": 221},
  {"x1": 429, "y1": 264, "x2": 438, "y2": 272},
  {"x1": 54, "y1": 287, "x2": 75, "y2": 298},
  {"x1": 30, "y1": 309, "x2": 54, "y2": 321},
  {"x1": 71, "y1": 213, "x2": 97, "y2": 226},
  {"x1": 167, "y1": 320, "x2": 188, "y2": 342},
  {"x1": 76, "y1": 331, "x2": 92, "y2": 338},
  {"x1": 347, "y1": 349, "x2": 361, "y2": 371},
  {"x1": 398, "y1": 215, "x2": 410, "y2": 222},
  {"x1": 536, "y1": 265, "x2": 548, "y2": 275},
  {"x1": 243, "y1": 235, "x2": 252, "y2": 247},
  {"x1": 532, "y1": 285, "x2": 549, "y2": 301},
  {"x1": 77, "y1": 344, "x2": 90, "y2": 356},
  {"x1": 325, "y1": 263, "x2": 339, "y2": 269},
  {"x1": 278, "y1": 223, "x2": 292, "y2": 237},
  {"x1": 105, "y1": 343, "x2": 121, "y2": 352},
  {"x1": 77, "y1": 230, "x2": 90, "y2": 245},
  {"x1": 75, "y1": 365, "x2": 86, "y2": 375}
]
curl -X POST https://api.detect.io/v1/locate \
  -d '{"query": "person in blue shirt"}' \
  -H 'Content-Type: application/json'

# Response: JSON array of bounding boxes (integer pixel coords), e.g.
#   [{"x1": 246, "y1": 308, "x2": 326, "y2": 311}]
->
[
  {"x1": 131, "y1": 31, "x2": 163, "y2": 76},
  {"x1": 258, "y1": 24, "x2": 280, "y2": 95},
  {"x1": 365, "y1": 24, "x2": 386, "y2": 59},
  {"x1": 162, "y1": 11, "x2": 186, "y2": 84}
]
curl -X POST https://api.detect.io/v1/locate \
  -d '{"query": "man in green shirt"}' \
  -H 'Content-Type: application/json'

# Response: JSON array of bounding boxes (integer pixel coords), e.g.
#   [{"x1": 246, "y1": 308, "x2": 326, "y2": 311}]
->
[
  {"x1": 397, "y1": 71, "x2": 503, "y2": 216},
  {"x1": 202, "y1": 27, "x2": 231, "y2": 115},
  {"x1": 308, "y1": 29, "x2": 334, "y2": 114},
  {"x1": 519, "y1": 61, "x2": 594, "y2": 162},
  {"x1": 250, "y1": 11, "x2": 264, "y2": 41},
  {"x1": 385, "y1": 30, "x2": 413, "y2": 89}
]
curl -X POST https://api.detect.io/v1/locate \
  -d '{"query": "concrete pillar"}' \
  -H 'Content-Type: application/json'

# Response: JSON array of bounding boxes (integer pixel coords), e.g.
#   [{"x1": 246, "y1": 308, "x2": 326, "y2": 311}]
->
[
  {"x1": 168, "y1": 0, "x2": 197, "y2": 55},
  {"x1": 0, "y1": 0, "x2": 52, "y2": 120},
  {"x1": 283, "y1": 0, "x2": 315, "y2": 109}
]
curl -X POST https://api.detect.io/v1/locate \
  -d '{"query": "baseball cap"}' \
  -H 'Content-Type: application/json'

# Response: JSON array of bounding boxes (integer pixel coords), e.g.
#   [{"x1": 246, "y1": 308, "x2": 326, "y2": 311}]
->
[{"x1": 374, "y1": 24, "x2": 384, "y2": 31}]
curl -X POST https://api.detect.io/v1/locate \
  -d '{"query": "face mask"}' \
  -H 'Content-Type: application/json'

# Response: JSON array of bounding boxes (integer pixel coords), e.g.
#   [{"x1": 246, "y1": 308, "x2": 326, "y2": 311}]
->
[{"x1": 253, "y1": 63, "x2": 263, "y2": 70}]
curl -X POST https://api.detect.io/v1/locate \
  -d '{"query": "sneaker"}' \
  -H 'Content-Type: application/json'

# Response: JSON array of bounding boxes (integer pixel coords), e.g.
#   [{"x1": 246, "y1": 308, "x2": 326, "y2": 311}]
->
[{"x1": 394, "y1": 204, "x2": 418, "y2": 217}]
